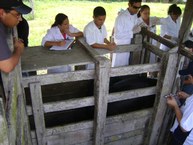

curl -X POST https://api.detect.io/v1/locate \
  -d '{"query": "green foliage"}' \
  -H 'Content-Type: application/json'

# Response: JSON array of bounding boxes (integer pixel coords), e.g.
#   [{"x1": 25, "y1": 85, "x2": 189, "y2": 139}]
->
[{"x1": 24, "y1": 0, "x2": 185, "y2": 46}]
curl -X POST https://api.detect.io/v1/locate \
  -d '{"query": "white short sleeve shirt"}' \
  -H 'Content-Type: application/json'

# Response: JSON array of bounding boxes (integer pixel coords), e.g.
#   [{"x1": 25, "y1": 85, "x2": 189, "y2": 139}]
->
[
  {"x1": 83, "y1": 21, "x2": 107, "y2": 45},
  {"x1": 170, "y1": 95, "x2": 193, "y2": 145},
  {"x1": 42, "y1": 25, "x2": 80, "y2": 46}
]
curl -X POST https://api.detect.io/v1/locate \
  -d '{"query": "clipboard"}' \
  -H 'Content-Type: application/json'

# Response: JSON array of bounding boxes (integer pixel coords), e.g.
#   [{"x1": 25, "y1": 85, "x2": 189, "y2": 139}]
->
[{"x1": 50, "y1": 39, "x2": 74, "y2": 51}]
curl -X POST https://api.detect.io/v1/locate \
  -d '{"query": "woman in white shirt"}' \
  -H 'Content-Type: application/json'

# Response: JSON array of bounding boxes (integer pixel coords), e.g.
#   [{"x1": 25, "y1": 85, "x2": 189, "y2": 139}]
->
[
  {"x1": 42, "y1": 13, "x2": 83, "y2": 48},
  {"x1": 160, "y1": 4, "x2": 182, "y2": 51},
  {"x1": 41, "y1": 13, "x2": 83, "y2": 73},
  {"x1": 136, "y1": 5, "x2": 160, "y2": 64}
]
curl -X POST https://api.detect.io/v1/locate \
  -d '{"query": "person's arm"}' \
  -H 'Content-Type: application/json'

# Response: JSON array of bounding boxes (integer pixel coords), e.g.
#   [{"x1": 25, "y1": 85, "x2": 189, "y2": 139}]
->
[
  {"x1": 167, "y1": 96, "x2": 187, "y2": 132},
  {"x1": 0, "y1": 39, "x2": 24, "y2": 73},
  {"x1": 65, "y1": 25, "x2": 83, "y2": 38},
  {"x1": 44, "y1": 40, "x2": 66, "y2": 48},
  {"x1": 91, "y1": 38, "x2": 116, "y2": 51},
  {"x1": 65, "y1": 29, "x2": 83, "y2": 38}
]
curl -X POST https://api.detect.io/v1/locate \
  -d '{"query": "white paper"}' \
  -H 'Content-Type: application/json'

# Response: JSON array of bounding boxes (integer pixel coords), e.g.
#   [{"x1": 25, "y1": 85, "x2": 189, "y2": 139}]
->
[{"x1": 50, "y1": 39, "x2": 74, "y2": 51}]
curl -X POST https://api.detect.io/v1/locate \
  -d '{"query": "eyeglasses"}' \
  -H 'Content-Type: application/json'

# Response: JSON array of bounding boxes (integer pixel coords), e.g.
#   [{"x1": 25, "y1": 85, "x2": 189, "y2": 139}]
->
[
  {"x1": 132, "y1": 5, "x2": 141, "y2": 9},
  {"x1": 9, "y1": 12, "x2": 21, "y2": 19}
]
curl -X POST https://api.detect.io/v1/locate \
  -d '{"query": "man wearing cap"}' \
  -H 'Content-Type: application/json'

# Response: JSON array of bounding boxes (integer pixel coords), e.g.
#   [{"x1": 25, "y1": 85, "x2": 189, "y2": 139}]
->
[{"x1": 0, "y1": 0, "x2": 31, "y2": 73}]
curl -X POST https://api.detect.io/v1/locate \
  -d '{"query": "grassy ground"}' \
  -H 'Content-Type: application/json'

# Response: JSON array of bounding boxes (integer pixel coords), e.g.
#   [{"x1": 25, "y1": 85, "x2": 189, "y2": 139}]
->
[{"x1": 23, "y1": 0, "x2": 185, "y2": 46}]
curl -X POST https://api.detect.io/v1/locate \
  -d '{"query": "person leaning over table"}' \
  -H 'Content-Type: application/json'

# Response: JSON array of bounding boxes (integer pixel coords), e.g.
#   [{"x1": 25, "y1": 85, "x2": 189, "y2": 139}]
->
[
  {"x1": 42, "y1": 13, "x2": 83, "y2": 48},
  {"x1": 113, "y1": 0, "x2": 142, "y2": 67},
  {"x1": 83, "y1": 6, "x2": 116, "y2": 69},
  {"x1": 41, "y1": 13, "x2": 83, "y2": 73},
  {"x1": 83, "y1": 6, "x2": 116, "y2": 51}
]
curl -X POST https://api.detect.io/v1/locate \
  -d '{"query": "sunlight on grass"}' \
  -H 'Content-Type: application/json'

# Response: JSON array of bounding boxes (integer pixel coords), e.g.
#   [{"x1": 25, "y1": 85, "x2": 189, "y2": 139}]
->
[{"x1": 23, "y1": 0, "x2": 185, "y2": 46}]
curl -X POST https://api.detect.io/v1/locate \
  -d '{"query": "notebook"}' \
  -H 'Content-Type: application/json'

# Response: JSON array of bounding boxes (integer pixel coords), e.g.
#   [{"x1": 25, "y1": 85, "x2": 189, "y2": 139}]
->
[{"x1": 50, "y1": 39, "x2": 74, "y2": 51}]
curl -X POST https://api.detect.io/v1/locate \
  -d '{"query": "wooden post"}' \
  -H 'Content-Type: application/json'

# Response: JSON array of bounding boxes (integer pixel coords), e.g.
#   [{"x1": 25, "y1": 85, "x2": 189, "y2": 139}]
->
[
  {"x1": 1, "y1": 27, "x2": 32, "y2": 145},
  {"x1": 30, "y1": 82, "x2": 46, "y2": 145},
  {"x1": 145, "y1": 47, "x2": 179, "y2": 145},
  {"x1": 93, "y1": 57, "x2": 110, "y2": 145},
  {"x1": 130, "y1": 34, "x2": 142, "y2": 65},
  {"x1": 0, "y1": 97, "x2": 9, "y2": 145},
  {"x1": 178, "y1": 0, "x2": 193, "y2": 47}
]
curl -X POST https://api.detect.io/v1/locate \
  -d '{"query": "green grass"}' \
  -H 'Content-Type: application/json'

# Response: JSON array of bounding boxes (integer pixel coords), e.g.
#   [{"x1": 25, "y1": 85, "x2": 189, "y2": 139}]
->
[{"x1": 23, "y1": 0, "x2": 185, "y2": 46}]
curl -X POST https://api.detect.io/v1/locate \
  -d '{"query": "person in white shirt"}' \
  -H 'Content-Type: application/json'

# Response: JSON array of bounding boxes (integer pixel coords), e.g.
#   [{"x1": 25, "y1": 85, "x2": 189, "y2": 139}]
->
[
  {"x1": 42, "y1": 13, "x2": 83, "y2": 73},
  {"x1": 113, "y1": 0, "x2": 142, "y2": 67},
  {"x1": 42, "y1": 13, "x2": 83, "y2": 48},
  {"x1": 160, "y1": 4, "x2": 182, "y2": 51},
  {"x1": 136, "y1": 5, "x2": 160, "y2": 64},
  {"x1": 167, "y1": 66, "x2": 193, "y2": 145},
  {"x1": 84, "y1": 6, "x2": 116, "y2": 69},
  {"x1": 84, "y1": 6, "x2": 116, "y2": 51}
]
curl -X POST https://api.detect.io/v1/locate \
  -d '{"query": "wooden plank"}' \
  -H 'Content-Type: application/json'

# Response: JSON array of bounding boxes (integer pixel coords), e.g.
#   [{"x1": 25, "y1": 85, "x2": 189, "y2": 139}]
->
[
  {"x1": 30, "y1": 109, "x2": 152, "y2": 144},
  {"x1": 141, "y1": 28, "x2": 176, "y2": 49},
  {"x1": 145, "y1": 49, "x2": 178, "y2": 145},
  {"x1": 105, "y1": 134, "x2": 143, "y2": 145},
  {"x1": 179, "y1": 47, "x2": 193, "y2": 60},
  {"x1": 78, "y1": 37, "x2": 142, "y2": 57},
  {"x1": 46, "y1": 128, "x2": 93, "y2": 145},
  {"x1": 104, "y1": 129, "x2": 144, "y2": 144},
  {"x1": 30, "y1": 82, "x2": 46, "y2": 145},
  {"x1": 110, "y1": 63, "x2": 160, "y2": 77},
  {"x1": 108, "y1": 86, "x2": 156, "y2": 103},
  {"x1": 21, "y1": 43, "x2": 93, "y2": 72},
  {"x1": 22, "y1": 69, "x2": 94, "y2": 88},
  {"x1": 178, "y1": 0, "x2": 193, "y2": 47},
  {"x1": 27, "y1": 87, "x2": 156, "y2": 115},
  {"x1": 143, "y1": 41, "x2": 165, "y2": 58},
  {"x1": 27, "y1": 96, "x2": 94, "y2": 115},
  {"x1": 0, "y1": 98, "x2": 9, "y2": 145},
  {"x1": 93, "y1": 57, "x2": 111, "y2": 145}
]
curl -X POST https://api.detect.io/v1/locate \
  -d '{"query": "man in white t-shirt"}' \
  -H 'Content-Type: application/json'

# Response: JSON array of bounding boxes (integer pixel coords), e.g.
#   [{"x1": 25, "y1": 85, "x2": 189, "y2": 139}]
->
[
  {"x1": 84, "y1": 6, "x2": 116, "y2": 69},
  {"x1": 84, "y1": 6, "x2": 116, "y2": 51},
  {"x1": 167, "y1": 64, "x2": 193, "y2": 145},
  {"x1": 113, "y1": 0, "x2": 142, "y2": 67}
]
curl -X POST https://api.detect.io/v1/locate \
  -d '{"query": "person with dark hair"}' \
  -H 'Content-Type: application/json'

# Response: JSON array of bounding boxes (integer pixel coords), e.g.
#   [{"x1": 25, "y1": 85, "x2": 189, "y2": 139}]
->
[
  {"x1": 160, "y1": 4, "x2": 182, "y2": 51},
  {"x1": 42, "y1": 13, "x2": 83, "y2": 48},
  {"x1": 113, "y1": 0, "x2": 142, "y2": 67},
  {"x1": 84, "y1": 6, "x2": 116, "y2": 69},
  {"x1": 166, "y1": 62, "x2": 193, "y2": 145},
  {"x1": 135, "y1": 5, "x2": 160, "y2": 63},
  {"x1": 0, "y1": 0, "x2": 31, "y2": 73},
  {"x1": 83, "y1": 6, "x2": 116, "y2": 51},
  {"x1": 42, "y1": 13, "x2": 83, "y2": 73}
]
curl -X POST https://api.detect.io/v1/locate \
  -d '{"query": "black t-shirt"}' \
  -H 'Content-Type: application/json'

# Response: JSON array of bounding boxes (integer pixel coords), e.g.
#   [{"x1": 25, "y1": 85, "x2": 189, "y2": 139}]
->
[
  {"x1": 0, "y1": 22, "x2": 12, "y2": 61},
  {"x1": 17, "y1": 17, "x2": 29, "y2": 47}
]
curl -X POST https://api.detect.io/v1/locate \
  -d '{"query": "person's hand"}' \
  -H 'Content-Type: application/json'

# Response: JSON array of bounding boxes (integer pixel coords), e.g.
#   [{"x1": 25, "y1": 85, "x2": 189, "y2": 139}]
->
[
  {"x1": 14, "y1": 38, "x2": 24, "y2": 54},
  {"x1": 133, "y1": 25, "x2": 141, "y2": 34},
  {"x1": 166, "y1": 96, "x2": 178, "y2": 109},
  {"x1": 107, "y1": 43, "x2": 116, "y2": 51},
  {"x1": 177, "y1": 91, "x2": 190, "y2": 99},
  {"x1": 57, "y1": 40, "x2": 66, "y2": 46}
]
